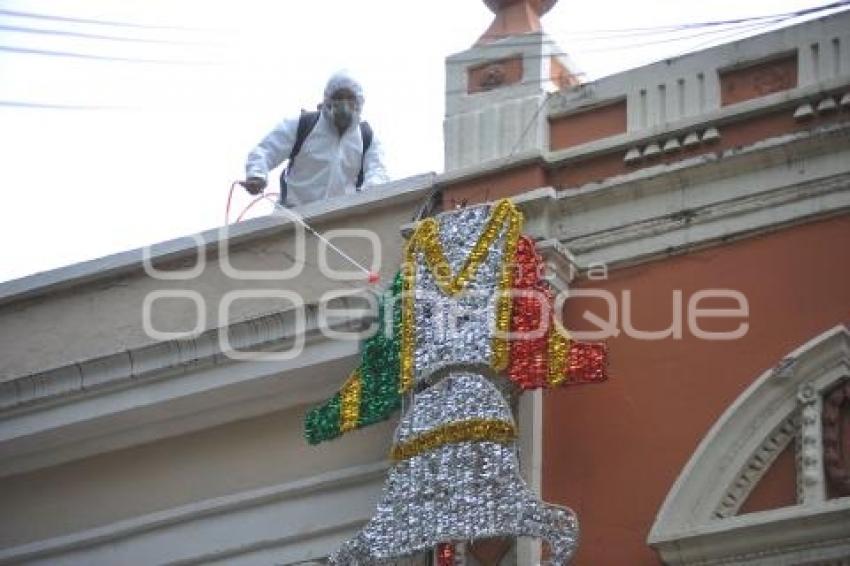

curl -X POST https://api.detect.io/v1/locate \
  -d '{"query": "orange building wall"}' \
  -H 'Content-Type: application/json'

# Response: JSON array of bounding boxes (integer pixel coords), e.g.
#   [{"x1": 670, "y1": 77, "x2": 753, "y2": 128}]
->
[
  {"x1": 441, "y1": 164, "x2": 547, "y2": 209},
  {"x1": 720, "y1": 53, "x2": 798, "y2": 106},
  {"x1": 543, "y1": 214, "x2": 850, "y2": 565},
  {"x1": 549, "y1": 100, "x2": 627, "y2": 151},
  {"x1": 441, "y1": 111, "x2": 849, "y2": 206},
  {"x1": 738, "y1": 443, "x2": 798, "y2": 515},
  {"x1": 468, "y1": 55, "x2": 524, "y2": 94}
]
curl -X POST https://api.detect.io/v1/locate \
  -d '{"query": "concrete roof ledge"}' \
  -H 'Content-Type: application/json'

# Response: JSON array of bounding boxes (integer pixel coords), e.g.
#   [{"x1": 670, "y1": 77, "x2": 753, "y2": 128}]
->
[
  {"x1": 0, "y1": 296, "x2": 375, "y2": 477},
  {"x1": 0, "y1": 296, "x2": 372, "y2": 411}
]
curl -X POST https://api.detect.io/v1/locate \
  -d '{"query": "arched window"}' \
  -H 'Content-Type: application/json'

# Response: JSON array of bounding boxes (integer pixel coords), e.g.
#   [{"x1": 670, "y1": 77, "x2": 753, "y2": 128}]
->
[{"x1": 649, "y1": 325, "x2": 850, "y2": 564}]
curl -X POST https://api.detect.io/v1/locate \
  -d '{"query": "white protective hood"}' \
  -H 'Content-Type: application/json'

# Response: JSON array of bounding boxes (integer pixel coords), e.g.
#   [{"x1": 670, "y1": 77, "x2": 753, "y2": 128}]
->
[{"x1": 245, "y1": 71, "x2": 388, "y2": 207}]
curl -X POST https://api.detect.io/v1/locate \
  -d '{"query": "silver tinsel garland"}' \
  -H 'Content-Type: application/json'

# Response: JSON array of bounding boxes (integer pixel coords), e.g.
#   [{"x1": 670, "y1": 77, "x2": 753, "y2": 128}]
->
[{"x1": 328, "y1": 204, "x2": 580, "y2": 565}]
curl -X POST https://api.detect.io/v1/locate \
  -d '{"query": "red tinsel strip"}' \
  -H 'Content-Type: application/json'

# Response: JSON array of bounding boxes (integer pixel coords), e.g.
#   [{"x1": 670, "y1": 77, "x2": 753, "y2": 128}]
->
[
  {"x1": 507, "y1": 236, "x2": 549, "y2": 389},
  {"x1": 506, "y1": 235, "x2": 610, "y2": 388},
  {"x1": 436, "y1": 542, "x2": 456, "y2": 566},
  {"x1": 567, "y1": 341, "x2": 609, "y2": 383}
]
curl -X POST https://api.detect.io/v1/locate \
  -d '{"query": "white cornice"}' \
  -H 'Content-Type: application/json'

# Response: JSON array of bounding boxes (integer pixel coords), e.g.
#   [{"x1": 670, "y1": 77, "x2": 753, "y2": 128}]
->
[
  {"x1": 0, "y1": 461, "x2": 388, "y2": 566},
  {"x1": 0, "y1": 298, "x2": 372, "y2": 477},
  {"x1": 513, "y1": 121, "x2": 850, "y2": 271}
]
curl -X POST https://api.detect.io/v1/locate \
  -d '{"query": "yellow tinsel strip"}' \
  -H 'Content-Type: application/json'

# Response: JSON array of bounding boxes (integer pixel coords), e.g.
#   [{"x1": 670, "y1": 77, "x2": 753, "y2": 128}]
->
[
  {"x1": 339, "y1": 370, "x2": 362, "y2": 432},
  {"x1": 490, "y1": 205, "x2": 523, "y2": 371},
  {"x1": 390, "y1": 419, "x2": 517, "y2": 461},
  {"x1": 413, "y1": 199, "x2": 515, "y2": 297},
  {"x1": 399, "y1": 238, "x2": 417, "y2": 393},
  {"x1": 547, "y1": 322, "x2": 571, "y2": 387},
  {"x1": 399, "y1": 199, "x2": 525, "y2": 391},
  {"x1": 452, "y1": 200, "x2": 512, "y2": 294},
  {"x1": 417, "y1": 219, "x2": 454, "y2": 292}
]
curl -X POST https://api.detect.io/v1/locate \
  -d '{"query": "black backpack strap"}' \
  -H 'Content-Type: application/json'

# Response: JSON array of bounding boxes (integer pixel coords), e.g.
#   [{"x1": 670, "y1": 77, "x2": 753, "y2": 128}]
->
[
  {"x1": 279, "y1": 110, "x2": 321, "y2": 204},
  {"x1": 356, "y1": 121, "x2": 373, "y2": 190}
]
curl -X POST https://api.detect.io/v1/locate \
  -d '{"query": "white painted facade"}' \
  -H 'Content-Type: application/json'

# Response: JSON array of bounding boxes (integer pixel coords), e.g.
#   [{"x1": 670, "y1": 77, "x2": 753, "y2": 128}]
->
[{"x1": 444, "y1": 32, "x2": 578, "y2": 171}]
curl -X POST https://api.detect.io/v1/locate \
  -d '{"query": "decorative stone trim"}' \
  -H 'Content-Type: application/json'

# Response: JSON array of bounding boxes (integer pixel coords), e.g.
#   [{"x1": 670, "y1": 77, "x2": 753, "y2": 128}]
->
[
  {"x1": 624, "y1": 127, "x2": 721, "y2": 165},
  {"x1": 0, "y1": 298, "x2": 372, "y2": 477},
  {"x1": 559, "y1": 169, "x2": 850, "y2": 270},
  {"x1": 0, "y1": 299, "x2": 372, "y2": 413},
  {"x1": 528, "y1": 120, "x2": 850, "y2": 272},
  {"x1": 794, "y1": 102, "x2": 815, "y2": 120},
  {"x1": 648, "y1": 325, "x2": 850, "y2": 565},
  {"x1": 795, "y1": 91, "x2": 850, "y2": 121},
  {"x1": 798, "y1": 380, "x2": 827, "y2": 503},
  {"x1": 0, "y1": 462, "x2": 390, "y2": 566},
  {"x1": 713, "y1": 413, "x2": 799, "y2": 519},
  {"x1": 535, "y1": 238, "x2": 578, "y2": 293}
]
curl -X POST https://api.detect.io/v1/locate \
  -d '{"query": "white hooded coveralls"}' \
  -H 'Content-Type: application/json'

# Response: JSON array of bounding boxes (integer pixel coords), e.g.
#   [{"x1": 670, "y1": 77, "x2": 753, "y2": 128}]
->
[{"x1": 245, "y1": 72, "x2": 389, "y2": 207}]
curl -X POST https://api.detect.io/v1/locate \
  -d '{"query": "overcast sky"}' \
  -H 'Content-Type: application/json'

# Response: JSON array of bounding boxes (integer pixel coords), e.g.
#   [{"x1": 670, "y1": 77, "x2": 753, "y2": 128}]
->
[{"x1": 0, "y1": 0, "x2": 843, "y2": 282}]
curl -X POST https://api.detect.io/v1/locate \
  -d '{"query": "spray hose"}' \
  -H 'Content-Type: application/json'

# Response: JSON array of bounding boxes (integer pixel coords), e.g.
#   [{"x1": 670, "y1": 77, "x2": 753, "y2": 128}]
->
[{"x1": 225, "y1": 181, "x2": 379, "y2": 284}]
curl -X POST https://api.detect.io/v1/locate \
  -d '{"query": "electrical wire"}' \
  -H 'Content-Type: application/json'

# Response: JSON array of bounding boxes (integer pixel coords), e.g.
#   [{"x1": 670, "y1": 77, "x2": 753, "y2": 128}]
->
[
  {"x1": 0, "y1": 7, "x2": 211, "y2": 31},
  {"x1": 564, "y1": 16, "x2": 792, "y2": 54},
  {"x1": 409, "y1": 1, "x2": 850, "y2": 221},
  {"x1": 0, "y1": 99, "x2": 132, "y2": 110},
  {"x1": 0, "y1": 44, "x2": 222, "y2": 65},
  {"x1": 2, "y1": 1, "x2": 843, "y2": 95},
  {"x1": 675, "y1": 17, "x2": 796, "y2": 55},
  {"x1": 543, "y1": 0, "x2": 850, "y2": 35},
  {"x1": 466, "y1": 1, "x2": 849, "y2": 49},
  {"x1": 447, "y1": 17, "x2": 800, "y2": 67},
  {"x1": 0, "y1": 23, "x2": 216, "y2": 45},
  {"x1": 1, "y1": 1, "x2": 842, "y2": 73}
]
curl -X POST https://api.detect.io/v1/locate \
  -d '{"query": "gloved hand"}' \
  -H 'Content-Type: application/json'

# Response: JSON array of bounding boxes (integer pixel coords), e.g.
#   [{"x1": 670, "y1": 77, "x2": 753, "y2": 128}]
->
[{"x1": 241, "y1": 177, "x2": 267, "y2": 195}]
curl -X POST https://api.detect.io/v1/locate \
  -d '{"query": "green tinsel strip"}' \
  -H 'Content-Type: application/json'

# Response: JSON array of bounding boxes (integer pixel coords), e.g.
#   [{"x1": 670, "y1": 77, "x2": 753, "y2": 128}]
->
[
  {"x1": 303, "y1": 272, "x2": 403, "y2": 445},
  {"x1": 304, "y1": 392, "x2": 342, "y2": 445},
  {"x1": 357, "y1": 271, "x2": 403, "y2": 426}
]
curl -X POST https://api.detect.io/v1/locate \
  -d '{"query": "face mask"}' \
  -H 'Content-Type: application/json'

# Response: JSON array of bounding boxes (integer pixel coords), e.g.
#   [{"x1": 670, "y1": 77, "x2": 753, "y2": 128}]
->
[{"x1": 327, "y1": 99, "x2": 355, "y2": 134}]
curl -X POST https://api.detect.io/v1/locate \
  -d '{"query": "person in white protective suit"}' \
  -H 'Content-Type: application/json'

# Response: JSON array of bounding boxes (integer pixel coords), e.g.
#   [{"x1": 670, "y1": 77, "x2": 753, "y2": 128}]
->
[{"x1": 242, "y1": 71, "x2": 389, "y2": 207}]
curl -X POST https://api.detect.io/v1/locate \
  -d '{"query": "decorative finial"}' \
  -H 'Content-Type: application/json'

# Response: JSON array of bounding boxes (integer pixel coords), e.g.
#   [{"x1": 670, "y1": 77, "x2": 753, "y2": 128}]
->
[{"x1": 477, "y1": 0, "x2": 558, "y2": 45}]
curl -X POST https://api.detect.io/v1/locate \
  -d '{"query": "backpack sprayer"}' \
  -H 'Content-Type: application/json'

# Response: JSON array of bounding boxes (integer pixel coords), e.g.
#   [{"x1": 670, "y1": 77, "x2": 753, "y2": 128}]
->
[{"x1": 226, "y1": 180, "x2": 381, "y2": 285}]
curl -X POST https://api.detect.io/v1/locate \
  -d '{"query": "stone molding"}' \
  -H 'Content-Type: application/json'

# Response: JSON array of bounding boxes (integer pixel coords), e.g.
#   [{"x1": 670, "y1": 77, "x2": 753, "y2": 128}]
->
[
  {"x1": 0, "y1": 462, "x2": 389, "y2": 566},
  {"x1": 712, "y1": 413, "x2": 799, "y2": 520},
  {"x1": 0, "y1": 297, "x2": 371, "y2": 477},
  {"x1": 515, "y1": 120, "x2": 850, "y2": 271},
  {"x1": 648, "y1": 325, "x2": 850, "y2": 565},
  {"x1": 0, "y1": 296, "x2": 369, "y2": 413}
]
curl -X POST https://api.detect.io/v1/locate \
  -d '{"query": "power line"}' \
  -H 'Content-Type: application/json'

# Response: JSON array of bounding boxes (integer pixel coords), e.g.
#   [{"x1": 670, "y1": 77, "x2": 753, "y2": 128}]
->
[
  {"x1": 466, "y1": 0, "x2": 850, "y2": 51},
  {"x1": 2, "y1": 2, "x2": 845, "y2": 110},
  {"x1": 674, "y1": 17, "x2": 794, "y2": 56},
  {"x1": 0, "y1": 44, "x2": 224, "y2": 65},
  {"x1": 0, "y1": 100, "x2": 132, "y2": 110},
  {"x1": 443, "y1": 1, "x2": 846, "y2": 73},
  {"x1": 1, "y1": 2, "x2": 842, "y2": 75},
  {"x1": 545, "y1": 0, "x2": 850, "y2": 35},
  {"x1": 443, "y1": 18, "x2": 796, "y2": 74},
  {"x1": 0, "y1": 23, "x2": 218, "y2": 46},
  {"x1": 0, "y1": 7, "x2": 210, "y2": 31},
  {"x1": 570, "y1": 16, "x2": 792, "y2": 53}
]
